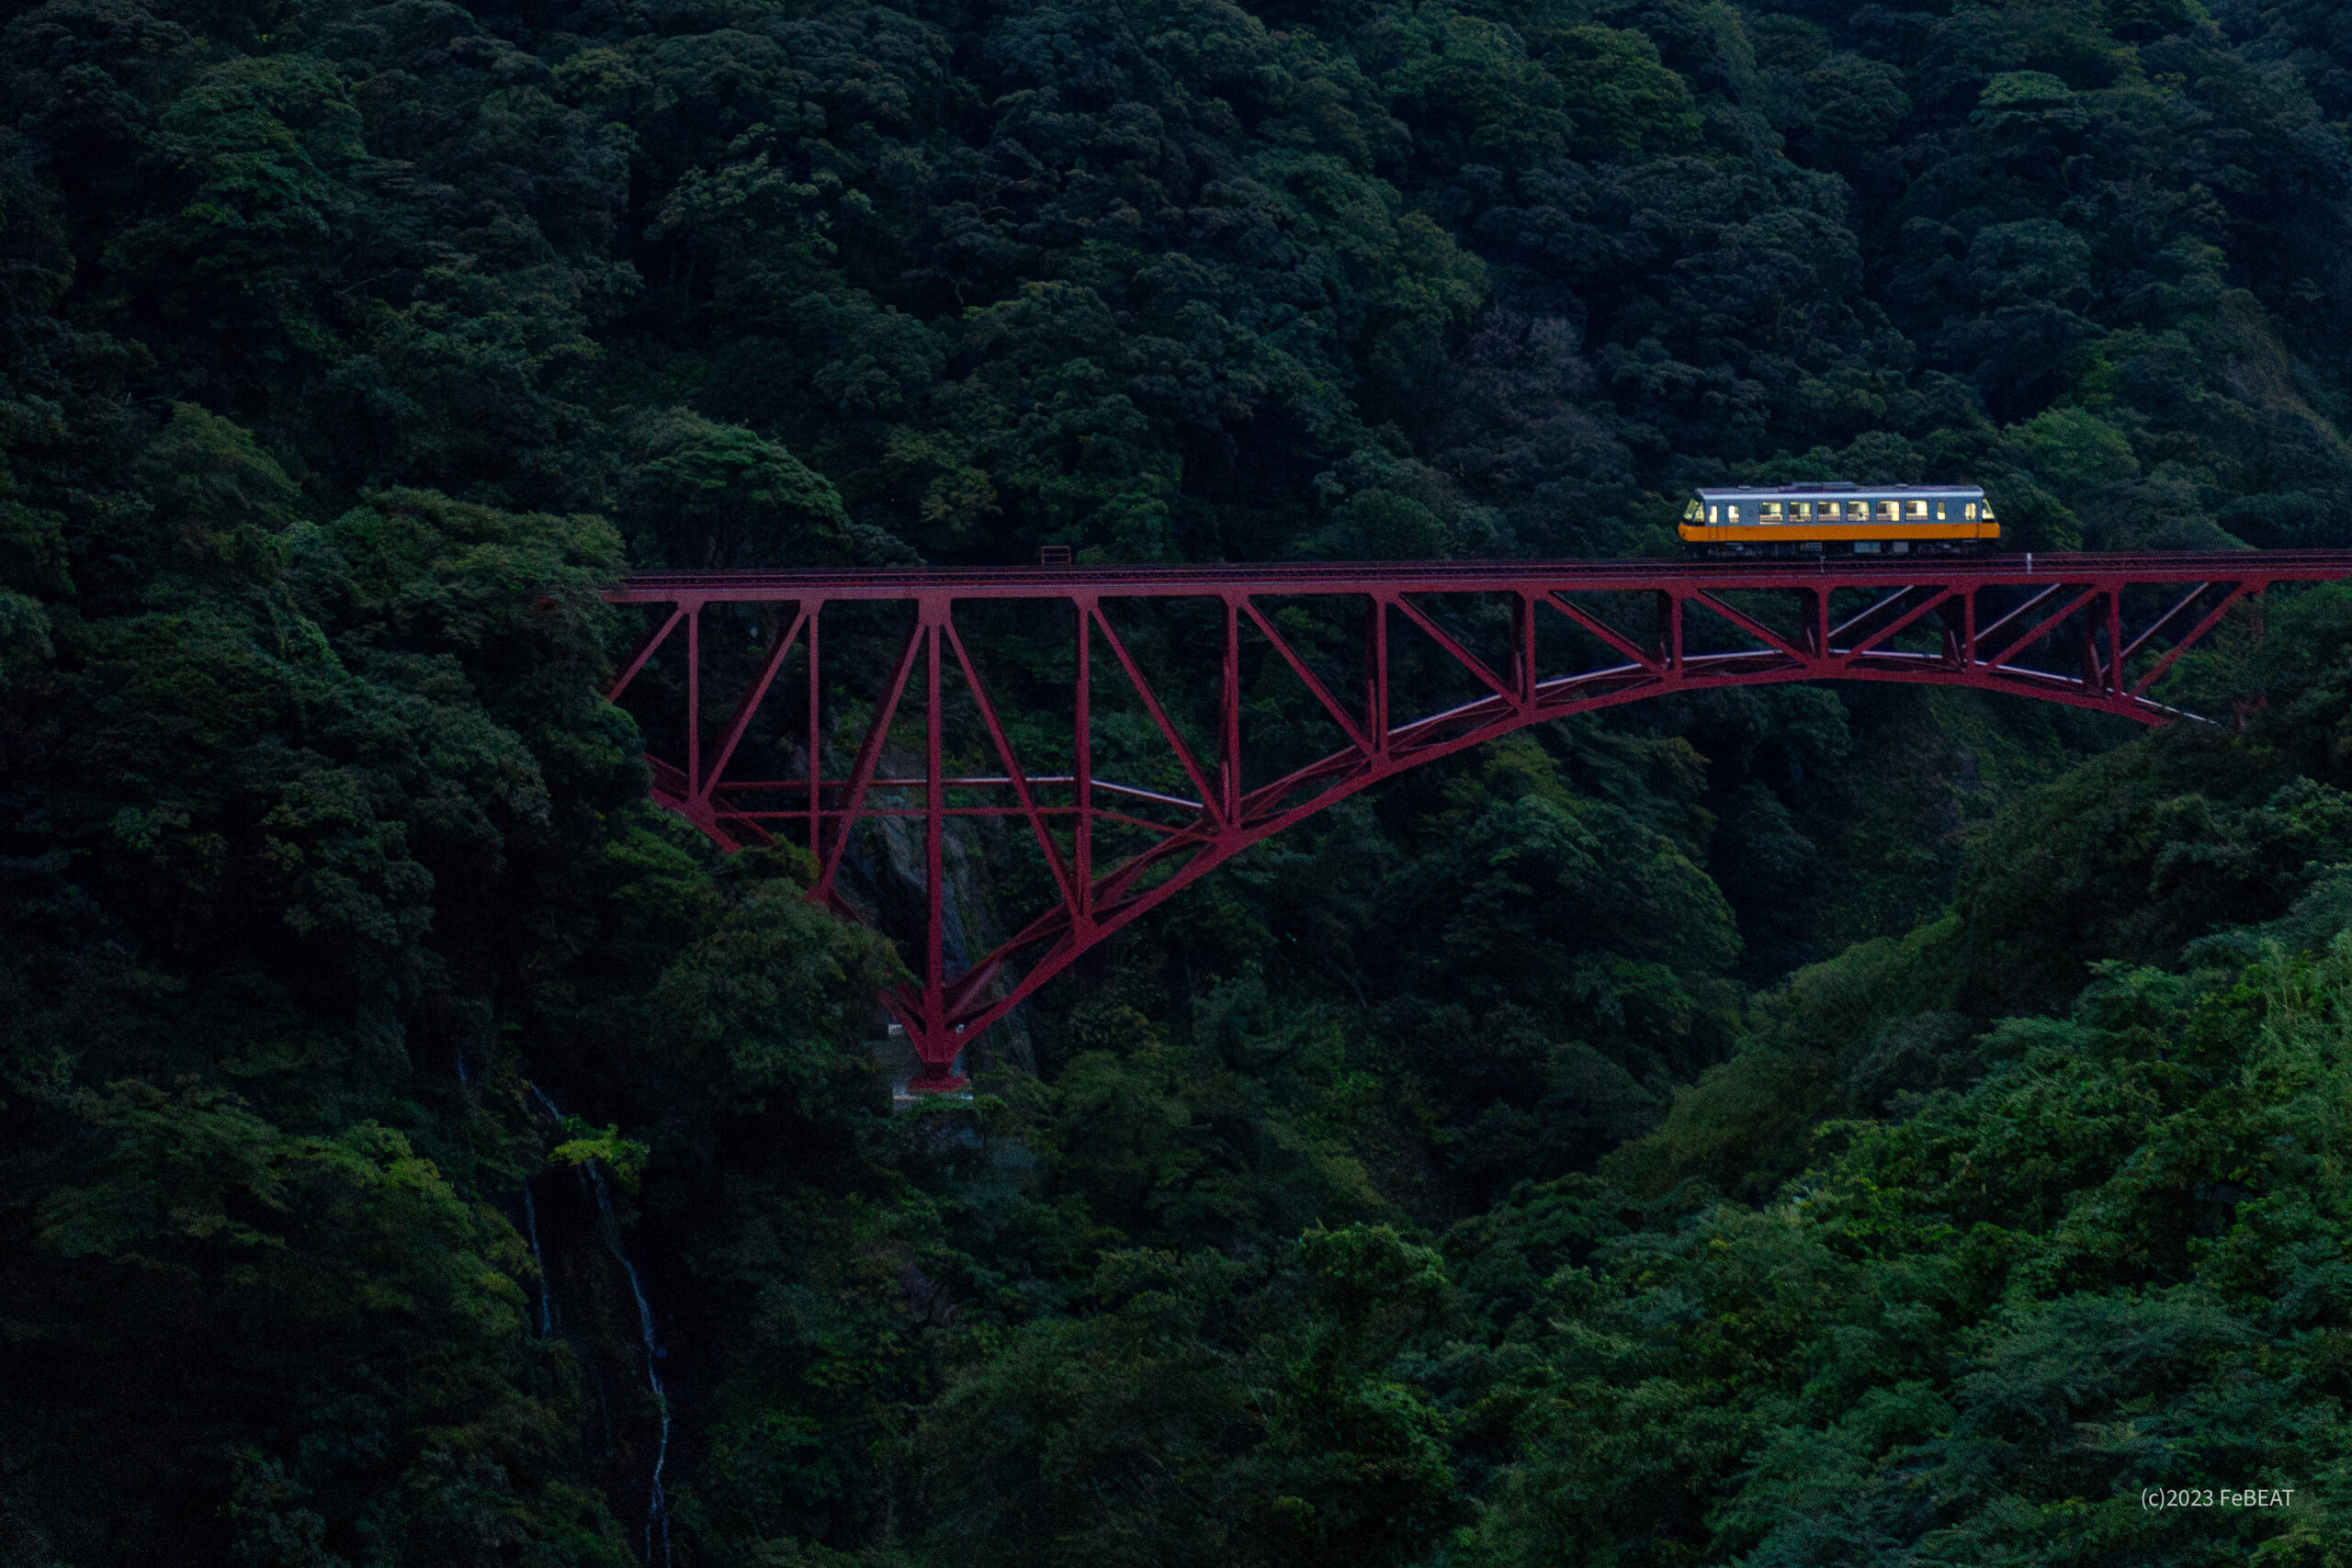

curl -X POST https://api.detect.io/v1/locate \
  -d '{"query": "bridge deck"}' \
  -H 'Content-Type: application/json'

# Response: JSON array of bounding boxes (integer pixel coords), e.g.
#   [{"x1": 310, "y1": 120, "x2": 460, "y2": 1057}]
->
[{"x1": 614, "y1": 551, "x2": 2352, "y2": 600}]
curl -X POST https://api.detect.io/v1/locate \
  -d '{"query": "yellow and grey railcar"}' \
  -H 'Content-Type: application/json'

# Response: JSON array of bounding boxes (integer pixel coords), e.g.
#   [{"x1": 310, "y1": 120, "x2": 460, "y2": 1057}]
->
[{"x1": 1679, "y1": 483, "x2": 1999, "y2": 558}]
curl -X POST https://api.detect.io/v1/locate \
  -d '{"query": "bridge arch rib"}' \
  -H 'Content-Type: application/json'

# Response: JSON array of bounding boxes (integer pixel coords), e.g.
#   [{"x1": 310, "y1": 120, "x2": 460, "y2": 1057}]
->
[{"x1": 605, "y1": 553, "x2": 2352, "y2": 1091}]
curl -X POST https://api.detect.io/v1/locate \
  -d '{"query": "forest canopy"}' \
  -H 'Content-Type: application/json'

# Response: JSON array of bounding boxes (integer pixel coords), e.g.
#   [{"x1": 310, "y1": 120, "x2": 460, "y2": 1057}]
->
[{"x1": 5, "y1": 0, "x2": 2352, "y2": 1563}]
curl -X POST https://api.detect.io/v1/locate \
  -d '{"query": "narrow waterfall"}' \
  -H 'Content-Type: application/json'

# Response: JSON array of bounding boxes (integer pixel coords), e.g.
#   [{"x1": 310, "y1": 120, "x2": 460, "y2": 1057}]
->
[
  {"x1": 586, "y1": 1156, "x2": 673, "y2": 1568},
  {"x1": 521, "y1": 1179, "x2": 556, "y2": 1337},
  {"x1": 526, "y1": 1082, "x2": 670, "y2": 1566}
]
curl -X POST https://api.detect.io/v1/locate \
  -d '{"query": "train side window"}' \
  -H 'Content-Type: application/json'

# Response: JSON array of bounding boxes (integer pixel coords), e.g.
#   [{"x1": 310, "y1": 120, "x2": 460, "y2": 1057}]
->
[
  {"x1": 1708, "y1": 505, "x2": 1719, "y2": 523},
  {"x1": 1726, "y1": 505, "x2": 1741, "y2": 523},
  {"x1": 1876, "y1": 500, "x2": 1901, "y2": 522},
  {"x1": 1759, "y1": 502, "x2": 1783, "y2": 521},
  {"x1": 1790, "y1": 502, "x2": 1812, "y2": 522},
  {"x1": 1964, "y1": 502, "x2": 1979, "y2": 520},
  {"x1": 1935, "y1": 502, "x2": 1947, "y2": 521},
  {"x1": 1818, "y1": 501, "x2": 1841, "y2": 521},
  {"x1": 1905, "y1": 500, "x2": 1929, "y2": 520}
]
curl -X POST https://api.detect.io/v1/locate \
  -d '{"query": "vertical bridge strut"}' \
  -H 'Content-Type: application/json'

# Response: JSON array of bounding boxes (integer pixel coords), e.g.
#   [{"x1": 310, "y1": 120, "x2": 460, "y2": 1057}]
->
[{"x1": 605, "y1": 552, "x2": 2352, "y2": 1091}]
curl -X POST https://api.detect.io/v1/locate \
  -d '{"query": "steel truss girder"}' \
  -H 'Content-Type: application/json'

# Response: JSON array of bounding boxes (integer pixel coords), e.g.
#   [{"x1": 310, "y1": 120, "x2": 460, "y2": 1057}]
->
[{"x1": 605, "y1": 552, "x2": 2352, "y2": 1089}]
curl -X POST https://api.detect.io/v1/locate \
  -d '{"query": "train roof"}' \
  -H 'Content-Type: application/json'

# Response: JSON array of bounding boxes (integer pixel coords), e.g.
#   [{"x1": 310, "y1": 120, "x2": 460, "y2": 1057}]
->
[{"x1": 1691, "y1": 482, "x2": 1984, "y2": 499}]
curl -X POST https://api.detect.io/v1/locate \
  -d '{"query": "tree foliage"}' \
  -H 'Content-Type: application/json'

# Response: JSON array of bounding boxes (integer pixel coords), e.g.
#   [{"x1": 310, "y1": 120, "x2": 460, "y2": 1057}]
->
[{"x1": 7, "y1": 0, "x2": 2352, "y2": 1562}]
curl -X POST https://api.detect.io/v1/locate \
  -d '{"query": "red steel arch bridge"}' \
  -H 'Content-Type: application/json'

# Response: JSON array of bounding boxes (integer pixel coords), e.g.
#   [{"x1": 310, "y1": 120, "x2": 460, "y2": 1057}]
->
[{"x1": 605, "y1": 551, "x2": 2352, "y2": 1091}]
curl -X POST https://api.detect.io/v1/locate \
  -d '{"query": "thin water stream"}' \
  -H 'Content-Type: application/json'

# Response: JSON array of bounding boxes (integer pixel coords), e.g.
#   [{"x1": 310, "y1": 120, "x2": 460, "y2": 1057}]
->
[
  {"x1": 521, "y1": 1180, "x2": 557, "y2": 1338},
  {"x1": 587, "y1": 1156, "x2": 673, "y2": 1568},
  {"x1": 526, "y1": 1082, "x2": 670, "y2": 1566}
]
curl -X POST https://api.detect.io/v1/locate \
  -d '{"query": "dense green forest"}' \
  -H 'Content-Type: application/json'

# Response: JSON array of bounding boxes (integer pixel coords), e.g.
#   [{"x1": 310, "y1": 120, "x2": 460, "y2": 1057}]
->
[{"x1": 7, "y1": 0, "x2": 2352, "y2": 1561}]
